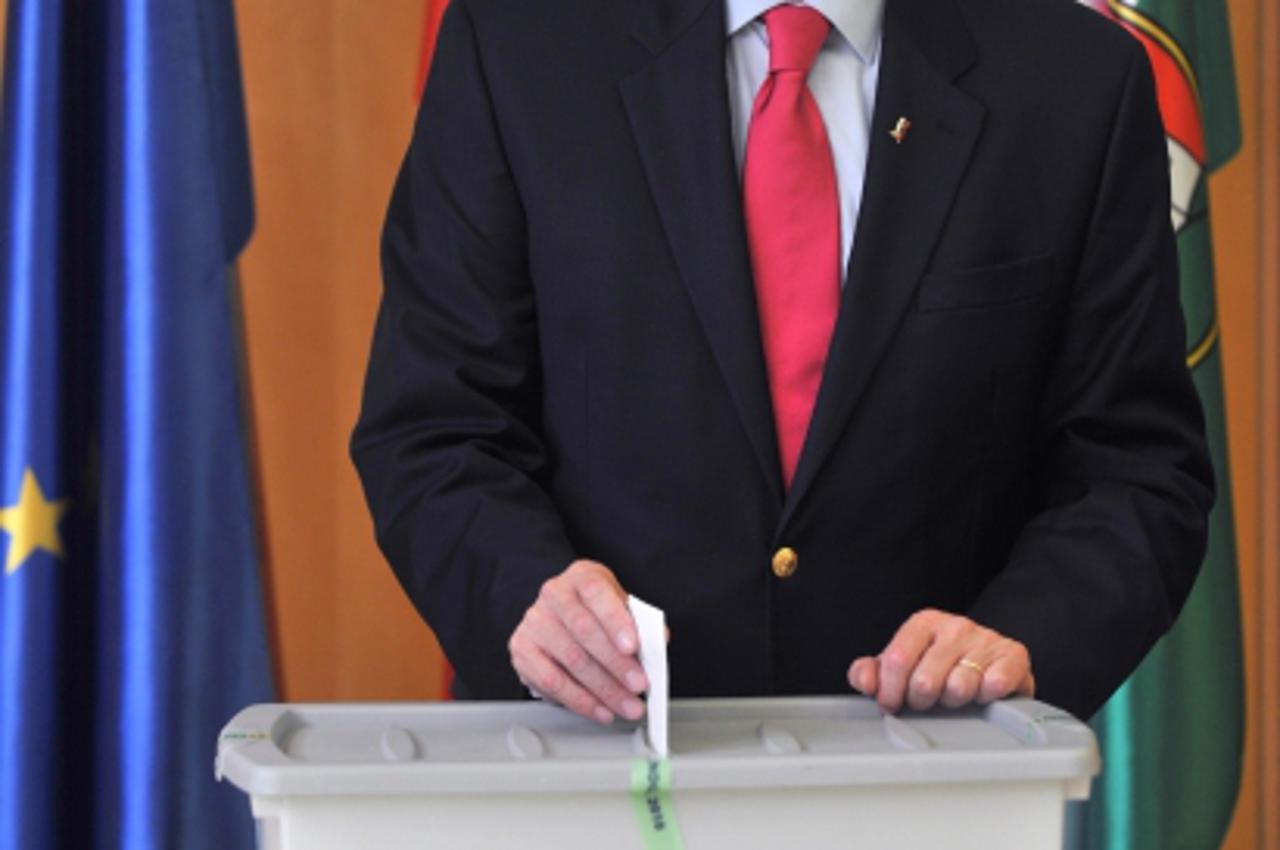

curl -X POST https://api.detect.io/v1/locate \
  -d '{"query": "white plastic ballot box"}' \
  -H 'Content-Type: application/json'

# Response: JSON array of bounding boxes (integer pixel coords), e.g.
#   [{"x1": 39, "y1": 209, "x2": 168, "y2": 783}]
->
[{"x1": 216, "y1": 697, "x2": 1098, "y2": 850}]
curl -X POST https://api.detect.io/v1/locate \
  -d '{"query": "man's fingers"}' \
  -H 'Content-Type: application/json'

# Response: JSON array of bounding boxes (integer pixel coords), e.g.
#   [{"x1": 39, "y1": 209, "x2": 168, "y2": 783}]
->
[
  {"x1": 525, "y1": 607, "x2": 645, "y2": 721},
  {"x1": 905, "y1": 618, "x2": 978, "y2": 711},
  {"x1": 876, "y1": 611, "x2": 939, "y2": 712},
  {"x1": 940, "y1": 652, "x2": 990, "y2": 707},
  {"x1": 512, "y1": 647, "x2": 612, "y2": 725},
  {"x1": 848, "y1": 611, "x2": 1035, "y2": 713},
  {"x1": 977, "y1": 642, "x2": 1033, "y2": 704},
  {"x1": 548, "y1": 585, "x2": 647, "y2": 694},
  {"x1": 574, "y1": 578, "x2": 646, "y2": 688},
  {"x1": 506, "y1": 559, "x2": 655, "y2": 725},
  {"x1": 566, "y1": 560, "x2": 636, "y2": 649},
  {"x1": 847, "y1": 657, "x2": 878, "y2": 695}
]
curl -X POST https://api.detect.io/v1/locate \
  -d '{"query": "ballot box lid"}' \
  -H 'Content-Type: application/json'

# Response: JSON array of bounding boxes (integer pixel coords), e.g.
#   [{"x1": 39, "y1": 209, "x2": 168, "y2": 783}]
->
[{"x1": 216, "y1": 697, "x2": 1098, "y2": 799}]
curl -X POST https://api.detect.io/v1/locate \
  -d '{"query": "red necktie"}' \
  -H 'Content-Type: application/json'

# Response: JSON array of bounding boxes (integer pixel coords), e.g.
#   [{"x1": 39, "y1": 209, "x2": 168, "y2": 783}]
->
[{"x1": 743, "y1": 5, "x2": 840, "y2": 489}]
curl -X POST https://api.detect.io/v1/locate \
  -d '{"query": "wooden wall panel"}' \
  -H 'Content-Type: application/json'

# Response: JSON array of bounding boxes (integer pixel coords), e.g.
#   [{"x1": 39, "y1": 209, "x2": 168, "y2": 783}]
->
[
  {"x1": 235, "y1": 0, "x2": 446, "y2": 701},
  {"x1": 1211, "y1": 2, "x2": 1258, "y2": 847},
  {"x1": 1251, "y1": 0, "x2": 1280, "y2": 844},
  {"x1": 1213, "y1": 0, "x2": 1278, "y2": 847}
]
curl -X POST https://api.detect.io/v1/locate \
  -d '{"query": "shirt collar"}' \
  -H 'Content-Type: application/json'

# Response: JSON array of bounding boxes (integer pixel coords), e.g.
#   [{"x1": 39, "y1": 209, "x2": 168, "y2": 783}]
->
[{"x1": 724, "y1": 0, "x2": 884, "y2": 65}]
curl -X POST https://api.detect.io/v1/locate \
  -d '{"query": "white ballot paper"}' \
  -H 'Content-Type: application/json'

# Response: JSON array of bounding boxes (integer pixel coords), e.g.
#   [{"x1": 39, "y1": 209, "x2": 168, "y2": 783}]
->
[{"x1": 626, "y1": 594, "x2": 669, "y2": 757}]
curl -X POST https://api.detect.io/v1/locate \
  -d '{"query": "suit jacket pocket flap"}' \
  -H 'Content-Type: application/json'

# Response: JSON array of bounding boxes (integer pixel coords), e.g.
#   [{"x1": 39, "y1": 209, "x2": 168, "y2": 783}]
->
[{"x1": 917, "y1": 253, "x2": 1052, "y2": 313}]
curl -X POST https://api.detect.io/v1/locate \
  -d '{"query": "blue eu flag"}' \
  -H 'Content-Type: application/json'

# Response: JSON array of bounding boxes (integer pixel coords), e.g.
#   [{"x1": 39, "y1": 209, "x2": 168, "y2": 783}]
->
[{"x1": 0, "y1": 1, "x2": 275, "y2": 848}]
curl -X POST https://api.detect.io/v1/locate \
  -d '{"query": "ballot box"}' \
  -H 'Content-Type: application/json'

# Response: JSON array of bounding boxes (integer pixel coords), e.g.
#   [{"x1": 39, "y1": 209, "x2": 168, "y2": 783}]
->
[{"x1": 216, "y1": 696, "x2": 1098, "y2": 850}]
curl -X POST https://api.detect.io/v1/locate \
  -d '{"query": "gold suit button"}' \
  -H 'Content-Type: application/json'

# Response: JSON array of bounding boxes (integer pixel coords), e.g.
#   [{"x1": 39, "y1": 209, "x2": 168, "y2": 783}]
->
[{"x1": 772, "y1": 547, "x2": 799, "y2": 579}]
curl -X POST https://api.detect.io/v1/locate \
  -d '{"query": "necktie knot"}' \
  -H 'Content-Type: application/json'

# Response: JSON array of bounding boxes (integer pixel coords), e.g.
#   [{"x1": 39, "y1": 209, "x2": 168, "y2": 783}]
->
[{"x1": 763, "y1": 5, "x2": 830, "y2": 74}]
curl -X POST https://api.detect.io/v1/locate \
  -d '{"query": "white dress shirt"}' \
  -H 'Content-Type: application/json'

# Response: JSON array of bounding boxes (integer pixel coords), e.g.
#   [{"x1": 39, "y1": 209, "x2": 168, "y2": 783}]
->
[{"x1": 725, "y1": 0, "x2": 884, "y2": 285}]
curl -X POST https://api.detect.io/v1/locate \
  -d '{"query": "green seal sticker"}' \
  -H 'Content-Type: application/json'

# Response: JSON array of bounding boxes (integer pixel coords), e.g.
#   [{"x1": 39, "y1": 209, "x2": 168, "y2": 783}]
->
[{"x1": 631, "y1": 759, "x2": 684, "y2": 850}]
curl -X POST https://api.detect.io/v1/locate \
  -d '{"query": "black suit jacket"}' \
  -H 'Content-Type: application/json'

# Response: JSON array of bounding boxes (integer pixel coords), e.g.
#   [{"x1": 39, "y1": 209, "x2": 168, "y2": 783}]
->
[{"x1": 352, "y1": 0, "x2": 1213, "y2": 719}]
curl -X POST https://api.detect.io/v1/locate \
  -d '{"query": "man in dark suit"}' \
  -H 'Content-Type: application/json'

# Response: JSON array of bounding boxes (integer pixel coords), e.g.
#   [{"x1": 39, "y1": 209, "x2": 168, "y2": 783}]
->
[{"x1": 351, "y1": 0, "x2": 1212, "y2": 723}]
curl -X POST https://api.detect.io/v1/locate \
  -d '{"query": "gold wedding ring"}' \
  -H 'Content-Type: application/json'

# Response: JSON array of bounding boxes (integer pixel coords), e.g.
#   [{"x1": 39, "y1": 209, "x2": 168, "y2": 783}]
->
[{"x1": 958, "y1": 658, "x2": 987, "y2": 675}]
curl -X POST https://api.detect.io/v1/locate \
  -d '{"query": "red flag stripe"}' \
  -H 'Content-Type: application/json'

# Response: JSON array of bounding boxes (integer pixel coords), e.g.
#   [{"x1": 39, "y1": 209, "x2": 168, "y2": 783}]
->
[
  {"x1": 1089, "y1": 0, "x2": 1206, "y2": 164},
  {"x1": 416, "y1": 0, "x2": 451, "y2": 100}
]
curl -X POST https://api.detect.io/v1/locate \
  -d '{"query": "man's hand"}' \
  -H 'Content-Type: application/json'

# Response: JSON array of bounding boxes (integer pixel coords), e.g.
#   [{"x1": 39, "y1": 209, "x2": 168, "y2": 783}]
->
[
  {"x1": 847, "y1": 609, "x2": 1035, "y2": 712},
  {"x1": 509, "y1": 559, "x2": 649, "y2": 725}
]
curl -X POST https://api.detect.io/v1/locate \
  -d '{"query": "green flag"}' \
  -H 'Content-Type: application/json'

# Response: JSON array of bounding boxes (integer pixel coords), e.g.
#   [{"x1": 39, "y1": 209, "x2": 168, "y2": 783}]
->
[{"x1": 1067, "y1": 2, "x2": 1245, "y2": 849}]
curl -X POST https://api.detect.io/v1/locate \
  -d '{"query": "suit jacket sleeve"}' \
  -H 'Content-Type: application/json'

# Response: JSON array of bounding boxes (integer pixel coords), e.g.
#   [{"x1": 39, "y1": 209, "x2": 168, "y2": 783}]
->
[
  {"x1": 967, "y1": 43, "x2": 1215, "y2": 719},
  {"x1": 351, "y1": 0, "x2": 575, "y2": 698}
]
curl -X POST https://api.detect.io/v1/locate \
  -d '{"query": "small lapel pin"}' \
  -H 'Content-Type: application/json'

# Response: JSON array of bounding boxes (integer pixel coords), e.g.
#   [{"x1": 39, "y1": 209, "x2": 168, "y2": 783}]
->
[{"x1": 890, "y1": 117, "x2": 912, "y2": 144}]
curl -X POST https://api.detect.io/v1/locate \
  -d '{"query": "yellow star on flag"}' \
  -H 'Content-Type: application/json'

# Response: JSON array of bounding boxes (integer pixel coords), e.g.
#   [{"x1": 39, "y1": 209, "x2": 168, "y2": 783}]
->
[{"x1": 0, "y1": 468, "x2": 68, "y2": 575}]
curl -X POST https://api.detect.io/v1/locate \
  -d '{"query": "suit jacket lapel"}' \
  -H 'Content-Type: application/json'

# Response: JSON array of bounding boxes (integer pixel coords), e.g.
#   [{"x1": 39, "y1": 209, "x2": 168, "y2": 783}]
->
[
  {"x1": 782, "y1": 0, "x2": 985, "y2": 525},
  {"x1": 620, "y1": 0, "x2": 785, "y2": 503}
]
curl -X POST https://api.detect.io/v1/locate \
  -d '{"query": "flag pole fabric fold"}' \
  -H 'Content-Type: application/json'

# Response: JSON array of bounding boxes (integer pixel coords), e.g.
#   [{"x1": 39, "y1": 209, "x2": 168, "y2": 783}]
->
[{"x1": 0, "y1": 1, "x2": 274, "y2": 849}]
